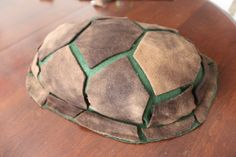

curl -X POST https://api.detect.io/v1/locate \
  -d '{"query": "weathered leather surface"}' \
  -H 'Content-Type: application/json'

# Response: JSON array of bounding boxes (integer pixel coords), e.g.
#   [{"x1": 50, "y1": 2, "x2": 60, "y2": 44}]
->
[
  {"x1": 149, "y1": 87, "x2": 196, "y2": 126},
  {"x1": 76, "y1": 18, "x2": 143, "y2": 68},
  {"x1": 75, "y1": 111, "x2": 140, "y2": 143},
  {"x1": 27, "y1": 18, "x2": 218, "y2": 143},
  {"x1": 26, "y1": 73, "x2": 48, "y2": 106},
  {"x1": 39, "y1": 20, "x2": 90, "y2": 60},
  {"x1": 143, "y1": 115, "x2": 195, "y2": 140},
  {"x1": 40, "y1": 46, "x2": 87, "y2": 109},
  {"x1": 87, "y1": 58, "x2": 149, "y2": 124},
  {"x1": 194, "y1": 55, "x2": 218, "y2": 123},
  {"x1": 46, "y1": 95, "x2": 83, "y2": 117},
  {"x1": 134, "y1": 31, "x2": 201, "y2": 95}
]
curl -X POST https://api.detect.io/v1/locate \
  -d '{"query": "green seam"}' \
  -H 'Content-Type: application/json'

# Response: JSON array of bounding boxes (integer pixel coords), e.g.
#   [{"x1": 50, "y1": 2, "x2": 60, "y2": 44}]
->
[
  {"x1": 140, "y1": 84, "x2": 191, "y2": 128},
  {"x1": 69, "y1": 42, "x2": 136, "y2": 77},
  {"x1": 128, "y1": 54, "x2": 154, "y2": 95},
  {"x1": 128, "y1": 55, "x2": 154, "y2": 127},
  {"x1": 69, "y1": 27, "x2": 205, "y2": 130},
  {"x1": 127, "y1": 42, "x2": 203, "y2": 128},
  {"x1": 69, "y1": 42, "x2": 91, "y2": 77},
  {"x1": 43, "y1": 100, "x2": 201, "y2": 144},
  {"x1": 37, "y1": 54, "x2": 53, "y2": 80},
  {"x1": 154, "y1": 84, "x2": 190, "y2": 104},
  {"x1": 140, "y1": 63, "x2": 204, "y2": 128},
  {"x1": 137, "y1": 125, "x2": 147, "y2": 142},
  {"x1": 36, "y1": 24, "x2": 205, "y2": 143},
  {"x1": 69, "y1": 33, "x2": 149, "y2": 141}
]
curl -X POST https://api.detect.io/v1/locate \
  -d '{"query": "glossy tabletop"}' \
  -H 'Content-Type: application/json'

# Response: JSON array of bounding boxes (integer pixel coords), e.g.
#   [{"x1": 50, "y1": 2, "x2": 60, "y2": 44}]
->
[{"x1": 0, "y1": 0, "x2": 236, "y2": 157}]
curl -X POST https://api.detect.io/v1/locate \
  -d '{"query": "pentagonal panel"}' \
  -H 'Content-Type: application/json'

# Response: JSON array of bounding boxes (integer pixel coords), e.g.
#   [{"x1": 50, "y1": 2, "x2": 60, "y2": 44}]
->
[
  {"x1": 87, "y1": 58, "x2": 149, "y2": 124},
  {"x1": 134, "y1": 31, "x2": 201, "y2": 95},
  {"x1": 40, "y1": 46, "x2": 86, "y2": 109},
  {"x1": 26, "y1": 73, "x2": 48, "y2": 106},
  {"x1": 143, "y1": 115, "x2": 195, "y2": 140},
  {"x1": 149, "y1": 86, "x2": 196, "y2": 126},
  {"x1": 39, "y1": 20, "x2": 90, "y2": 60},
  {"x1": 194, "y1": 55, "x2": 218, "y2": 123},
  {"x1": 195, "y1": 56, "x2": 210, "y2": 104},
  {"x1": 76, "y1": 18, "x2": 143, "y2": 68},
  {"x1": 75, "y1": 111, "x2": 139, "y2": 143},
  {"x1": 137, "y1": 22, "x2": 178, "y2": 33},
  {"x1": 46, "y1": 95, "x2": 83, "y2": 117}
]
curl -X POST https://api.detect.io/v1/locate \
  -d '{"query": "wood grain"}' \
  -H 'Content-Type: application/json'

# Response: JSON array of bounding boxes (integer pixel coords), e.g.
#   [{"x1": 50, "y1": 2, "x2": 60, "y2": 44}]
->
[{"x1": 0, "y1": 0, "x2": 235, "y2": 157}]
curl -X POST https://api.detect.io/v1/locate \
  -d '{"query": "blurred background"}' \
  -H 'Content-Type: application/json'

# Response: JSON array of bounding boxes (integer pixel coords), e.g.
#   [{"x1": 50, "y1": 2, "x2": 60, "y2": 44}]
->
[
  {"x1": 83, "y1": 0, "x2": 236, "y2": 21},
  {"x1": 210, "y1": 0, "x2": 236, "y2": 20}
]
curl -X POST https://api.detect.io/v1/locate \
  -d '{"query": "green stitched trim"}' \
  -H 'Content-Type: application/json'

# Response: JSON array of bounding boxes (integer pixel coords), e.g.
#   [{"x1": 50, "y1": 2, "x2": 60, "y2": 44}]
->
[
  {"x1": 69, "y1": 42, "x2": 91, "y2": 76},
  {"x1": 31, "y1": 19, "x2": 212, "y2": 143},
  {"x1": 154, "y1": 84, "x2": 190, "y2": 104},
  {"x1": 128, "y1": 54, "x2": 154, "y2": 95},
  {"x1": 137, "y1": 125, "x2": 147, "y2": 142},
  {"x1": 128, "y1": 47, "x2": 203, "y2": 128},
  {"x1": 128, "y1": 54, "x2": 154, "y2": 127},
  {"x1": 69, "y1": 27, "x2": 205, "y2": 130},
  {"x1": 37, "y1": 54, "x2": 53, "y2": 80},
  {"x1": 141, "y1": 84, "x2": 191, "y2": 128},
  {"x1": 40, "y1": 52, "x2": 54, "y2": 64},
  {"x1": 69, "y1": 42, "x2": 135, "y2": 77},
  {"x1": 142, "y1": 65, "x2": 203, "y2": 127}
]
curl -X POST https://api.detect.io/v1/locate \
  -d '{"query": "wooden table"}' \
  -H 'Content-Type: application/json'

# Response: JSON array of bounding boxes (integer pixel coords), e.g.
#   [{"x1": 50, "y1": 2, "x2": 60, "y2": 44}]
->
[{"x1": 0, "y1": 0, "x2": 235, "y2": 156}]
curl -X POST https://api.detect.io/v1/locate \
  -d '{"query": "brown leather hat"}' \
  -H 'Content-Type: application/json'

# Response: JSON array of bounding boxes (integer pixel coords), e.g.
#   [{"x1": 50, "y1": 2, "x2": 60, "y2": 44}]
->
[{"x1": 26, "y1": 16, "x2": 218, "y2": 144}]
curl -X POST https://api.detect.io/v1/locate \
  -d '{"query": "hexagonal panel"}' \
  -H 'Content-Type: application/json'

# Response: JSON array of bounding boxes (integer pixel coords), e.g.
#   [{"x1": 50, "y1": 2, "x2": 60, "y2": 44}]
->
[
  {"x1": 143, "y1": 115, "x2": 195, "y2": 140},
  {"x1": 134, "y1": 31, "x2": 201, "y2": 95},
  {"x1": 76, "y1": 18, "x2": 143, "y2": 68},
  {"x1": 194, "y1": 55, "x2": 218, "y2": 123},
  {"x1": 149, "y1": 86, "x2": 196, "y2": 126},
  {"x1": 75, "y1": 111, "x2": 139, "y2": 143},
  {"x1": 195, "y1": 56, "x2": 210, "y2": 104},
  {"x1": 46, "y1": 95, "x2": 83, "y2": 117},
  {"x1": 87, "y1": 58, "x2": 149, "y2": 124},
  {"x1": 40, "y1": 46, "x2": 87, "y2": 109},
  {"x1": 39, "y1": 20, "x2": 90, "y2": 60}
]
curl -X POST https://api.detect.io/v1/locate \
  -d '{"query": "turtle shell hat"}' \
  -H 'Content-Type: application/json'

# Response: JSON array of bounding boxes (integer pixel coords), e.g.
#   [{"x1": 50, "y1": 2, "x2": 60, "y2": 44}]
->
[{"x1": 26, "y1": 17, "x2": 218, "y2": 144}]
